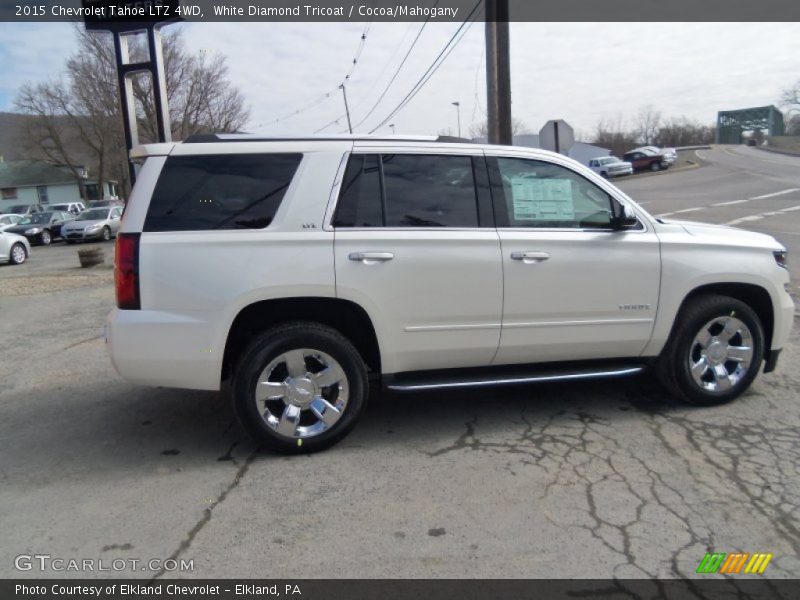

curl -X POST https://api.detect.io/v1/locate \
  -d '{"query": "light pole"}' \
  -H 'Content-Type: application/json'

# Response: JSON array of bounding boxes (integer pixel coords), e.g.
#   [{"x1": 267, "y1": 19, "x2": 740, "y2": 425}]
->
[
  {"x1": 389, "y1": 124, "x2": 396, "y2": 135},
  {"x1": 451, "y1": 101, "x2": 461, "y2": 137}
]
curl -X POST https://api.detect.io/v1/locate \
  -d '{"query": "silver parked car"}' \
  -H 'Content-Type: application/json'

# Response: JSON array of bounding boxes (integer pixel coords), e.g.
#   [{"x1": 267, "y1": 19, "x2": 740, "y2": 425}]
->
[
  {"x1": 0, "y1": 214, "x2": 24, "y2": 232},
  {"x1": 0, "y1": 231, "x2": 31, "y2": 265},
  {"x1": 62, "y1": 206, "x2": 123, "y2": 243}
]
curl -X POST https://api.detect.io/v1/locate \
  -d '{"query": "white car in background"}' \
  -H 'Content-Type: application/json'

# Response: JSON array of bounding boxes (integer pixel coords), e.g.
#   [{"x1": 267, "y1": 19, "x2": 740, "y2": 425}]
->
[
  {"x1": 0, "y1": 230, "x2": 31, "y2": 265},
  {"x1": 0, "y1": 214, "x2": 23, "y2": 232},
  {"x1": 588, "y1": 156, "x2": 633, "y2": 178}
]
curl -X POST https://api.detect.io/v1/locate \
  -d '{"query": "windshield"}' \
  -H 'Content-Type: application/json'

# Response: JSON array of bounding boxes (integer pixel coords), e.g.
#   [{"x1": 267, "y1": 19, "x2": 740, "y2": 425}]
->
[{"x1": 80, "y1": 209, "x2": 109, "y2": 220}]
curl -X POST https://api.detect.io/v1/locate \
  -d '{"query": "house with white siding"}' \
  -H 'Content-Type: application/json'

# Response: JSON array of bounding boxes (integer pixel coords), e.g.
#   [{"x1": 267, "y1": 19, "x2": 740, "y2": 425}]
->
[{"x1": 0, "y1": 159, "x2": 118, "y2": 213}]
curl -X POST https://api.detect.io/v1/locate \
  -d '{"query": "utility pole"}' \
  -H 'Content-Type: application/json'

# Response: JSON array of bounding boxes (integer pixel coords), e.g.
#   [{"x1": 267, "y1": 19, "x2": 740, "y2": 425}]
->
[
  {"x1": 452, "y1": 101, "x2": 461, "y2": 137},
  {"x1": 485, "y1": 0, "x2": 512, "y2": 145},
  {"x1": 339, "y1": 83, "x2": 353, "y2": 134}
]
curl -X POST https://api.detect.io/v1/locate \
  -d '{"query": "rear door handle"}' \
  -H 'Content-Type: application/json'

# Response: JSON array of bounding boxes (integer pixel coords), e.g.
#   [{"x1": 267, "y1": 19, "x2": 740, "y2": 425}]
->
[
  {"x1": 348, "y1": 252, "x2": 395, "y2": 264},
  {"x1": 510, "y1": 251, "x2": 551, "y2": 264}
]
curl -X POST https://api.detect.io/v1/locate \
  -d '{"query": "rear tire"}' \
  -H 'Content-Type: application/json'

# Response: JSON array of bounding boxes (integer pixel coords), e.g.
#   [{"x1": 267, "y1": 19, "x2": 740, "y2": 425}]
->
[
  {"x1": 656, "y1": 295, "x2": 764, "y2": 406},
  {"x1": 231, "y1": 322, "x2": 368, "y2": 454}
]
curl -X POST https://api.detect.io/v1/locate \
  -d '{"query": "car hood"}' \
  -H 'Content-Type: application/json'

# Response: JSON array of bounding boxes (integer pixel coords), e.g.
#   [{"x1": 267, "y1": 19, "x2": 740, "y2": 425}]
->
[
  {"x1": 64, "y1": 219, "x2": 105, "y2": 229},
  {"x1": 4, "y1": 224, "x2": 42, "y2": 234},
  {"x1": 663, "y1": 218, "x2": 784, "y2": 250}
]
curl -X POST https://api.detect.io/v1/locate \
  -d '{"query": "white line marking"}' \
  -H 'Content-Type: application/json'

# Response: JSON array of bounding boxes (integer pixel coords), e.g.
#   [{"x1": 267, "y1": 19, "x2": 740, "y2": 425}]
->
[
  {"x1": 749, "y1": 188, "x2": 800, "y2": 200},
  {"x1": 673, "y1": 207, "x2": 704, "y2": 214},
  {"x1": 724, "y1": 205, "x2": 800, "y2": 225},
  {"x1": 656, "y1": 212, "x2": 674, "y2": 218},
  {"x1": 725, "y1": 215, "x2": 764, "y2": 225},
  {"x1": 711, "y1": 199, "x2": 749, "y2": 207}
]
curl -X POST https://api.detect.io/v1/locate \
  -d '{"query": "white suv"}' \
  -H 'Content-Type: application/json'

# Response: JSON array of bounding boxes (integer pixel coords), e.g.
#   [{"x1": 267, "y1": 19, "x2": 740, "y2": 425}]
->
[{"x1": 106, "y1": 134, "x2": 794, "y2": 453}]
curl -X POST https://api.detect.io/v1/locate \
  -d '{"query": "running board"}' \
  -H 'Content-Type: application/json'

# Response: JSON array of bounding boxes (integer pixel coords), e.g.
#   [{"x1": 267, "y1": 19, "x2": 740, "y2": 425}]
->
[{"x1": 385, "y1": 362, "x2": 646, "y2": 392}]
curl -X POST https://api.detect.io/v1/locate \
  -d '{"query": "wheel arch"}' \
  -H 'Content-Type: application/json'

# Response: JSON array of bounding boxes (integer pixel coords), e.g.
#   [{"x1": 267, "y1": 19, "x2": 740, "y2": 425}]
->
[
  {"x1": 670, "y1": 282, "x2": 774, "y2": 358},
  {"x1": 221, "y1": 297, "x2": 381, "y2": 384}
]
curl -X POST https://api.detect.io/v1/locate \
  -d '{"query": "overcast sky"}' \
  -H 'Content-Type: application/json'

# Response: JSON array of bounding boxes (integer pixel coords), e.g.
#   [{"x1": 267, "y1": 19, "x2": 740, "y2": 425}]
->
[{"x1": 1, "y1": 21, "x2": 798, "y2": 139}]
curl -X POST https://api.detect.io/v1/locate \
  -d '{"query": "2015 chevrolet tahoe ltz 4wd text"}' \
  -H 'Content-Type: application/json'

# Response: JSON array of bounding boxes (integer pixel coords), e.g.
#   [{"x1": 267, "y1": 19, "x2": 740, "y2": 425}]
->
[{"x1": 106, "y1": 135, "x2": 794, "y2": 453}]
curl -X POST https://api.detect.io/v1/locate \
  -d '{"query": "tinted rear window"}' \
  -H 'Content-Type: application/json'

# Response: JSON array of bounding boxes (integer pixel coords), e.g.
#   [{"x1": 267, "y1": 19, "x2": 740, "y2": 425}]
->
[
  {"x1": 333, "y1": 153, "x2": 479, "y2": 228},
  {"x1": 144, "y1": 153, "x2": 302, "y2": 232}
]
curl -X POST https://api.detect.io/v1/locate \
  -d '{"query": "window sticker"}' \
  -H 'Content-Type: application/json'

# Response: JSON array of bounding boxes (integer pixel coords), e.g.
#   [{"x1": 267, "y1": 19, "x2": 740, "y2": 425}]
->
[{"x1": 510, "y1": 177, "x2": 574, "y2": 221}]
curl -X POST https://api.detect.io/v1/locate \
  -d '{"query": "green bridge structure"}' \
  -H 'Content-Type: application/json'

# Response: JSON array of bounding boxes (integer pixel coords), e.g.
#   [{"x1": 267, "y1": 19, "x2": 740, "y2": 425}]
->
[{"x1": 716, "y1": 105, "x2": 785, "y2": 144}]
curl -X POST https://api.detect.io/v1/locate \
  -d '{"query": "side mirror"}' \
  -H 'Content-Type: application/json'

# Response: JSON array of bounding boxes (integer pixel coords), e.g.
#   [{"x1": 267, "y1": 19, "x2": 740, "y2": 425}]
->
[{"x1": 612, "y1": 204, "x2": 639, "y2": 230}]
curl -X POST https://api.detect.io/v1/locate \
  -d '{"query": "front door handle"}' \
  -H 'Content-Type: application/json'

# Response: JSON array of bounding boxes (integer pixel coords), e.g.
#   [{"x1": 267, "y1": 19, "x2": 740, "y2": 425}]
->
[
  {"x1": 348, "y1": 251, "x2": 395, "y2": 264},
  {"x1": 510, "y1": 251, "x2": 551, "y2": 264}
]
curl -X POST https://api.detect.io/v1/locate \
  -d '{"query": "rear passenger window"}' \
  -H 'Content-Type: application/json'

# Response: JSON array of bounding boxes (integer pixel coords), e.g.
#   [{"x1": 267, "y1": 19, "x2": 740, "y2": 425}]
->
[
  {"x1": 333, "y1": 154, "x2": 479, "y2": 228},
  {"x1": 144, "y1": 154, "x2": 302, "y2": 232}
]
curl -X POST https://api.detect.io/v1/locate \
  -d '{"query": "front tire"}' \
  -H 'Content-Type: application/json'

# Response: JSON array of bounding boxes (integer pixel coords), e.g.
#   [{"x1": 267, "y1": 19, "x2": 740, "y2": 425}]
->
[
  {"x1": 39, "y1": 229, "x2": 51, "y2": 245},
  {"x1": 9, "y1": 243, "x2": 27, "y2": 265},
  {"x1": 650, "y1": 161, "x2": 661, "y2": 172},
  {"x1": 101, "y1": 226, "x2": 111, "y2": 241},
  {"x1": 657, "y1": 295, "x2": 764, "y2": 406},
  {"x1": 232, "y1": 322, "x2": 369, "y2": 454}
]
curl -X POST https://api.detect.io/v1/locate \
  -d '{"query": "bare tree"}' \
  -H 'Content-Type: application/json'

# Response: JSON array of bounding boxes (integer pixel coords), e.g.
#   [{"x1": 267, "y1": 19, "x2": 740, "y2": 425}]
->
[
  {"x1": 15, "y1": 26, "x2": 249, "y2": 197},
  {"x1": 592, "y1": 115, "x2": 638, "y2": 157},
  {"x1": 780, "y1": 79, "x2": 800, "y2": 114},
  {"x1": 654, "y1": 117, "x2": 715, "y2": 147},
  {"x1": 468, "y1": 117, "x2": 530, "y2": 140},
  {"x1": 634, "y1": 105, "x2": 662, "y2": 145}
]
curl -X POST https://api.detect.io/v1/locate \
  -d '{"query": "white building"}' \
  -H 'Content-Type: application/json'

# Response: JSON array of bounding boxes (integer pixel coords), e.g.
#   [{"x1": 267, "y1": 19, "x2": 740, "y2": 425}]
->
[{"x1": 0, "y1": 159, "x2": 118, "y2": 213}]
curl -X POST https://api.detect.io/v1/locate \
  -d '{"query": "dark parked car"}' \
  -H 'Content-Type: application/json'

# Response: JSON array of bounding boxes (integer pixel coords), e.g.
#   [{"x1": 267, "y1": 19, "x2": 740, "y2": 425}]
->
[
  {"x1": 4, "y1": 211, "x2": 74, "y2": 245},
  {"x1": 623, "y1": 150, "x2": 670, "y2": 172}
]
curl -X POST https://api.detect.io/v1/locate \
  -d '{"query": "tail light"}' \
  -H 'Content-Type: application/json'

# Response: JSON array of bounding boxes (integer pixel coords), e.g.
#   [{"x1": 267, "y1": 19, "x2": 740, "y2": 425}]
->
[{"x1": 115, "y1": 233, "x2": 141, "y2": 309}]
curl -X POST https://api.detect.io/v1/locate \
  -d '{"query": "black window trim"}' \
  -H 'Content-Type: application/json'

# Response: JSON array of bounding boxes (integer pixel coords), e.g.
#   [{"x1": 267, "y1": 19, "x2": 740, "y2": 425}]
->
[{"x1": 330, "y1": 151, "x2": 495, "y2": 230}]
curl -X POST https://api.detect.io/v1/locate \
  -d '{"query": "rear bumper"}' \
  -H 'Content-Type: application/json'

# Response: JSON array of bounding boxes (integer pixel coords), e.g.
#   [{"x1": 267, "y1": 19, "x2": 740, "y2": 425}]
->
[{"x1": 106, "y1": 308, "x2": 222, "y2": 390}]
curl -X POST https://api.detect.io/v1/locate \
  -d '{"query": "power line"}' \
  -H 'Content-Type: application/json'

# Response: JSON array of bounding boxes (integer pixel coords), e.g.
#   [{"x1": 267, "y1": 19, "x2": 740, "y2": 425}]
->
[
  {"x1": 256, "y1": 19, "x2": 373, "y2": 129},
  {"x1": 350, "y1": 1, "x2": 440, "y2": 130},
  {"x1": 368, "y1": 0, "x2": 483, "y2": 134}
]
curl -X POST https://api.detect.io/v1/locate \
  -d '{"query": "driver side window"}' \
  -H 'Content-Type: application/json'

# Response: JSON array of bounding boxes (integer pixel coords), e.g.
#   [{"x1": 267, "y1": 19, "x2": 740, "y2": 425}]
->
[{"x1": 495, "y1": 157, "x2": 614, "y2": 229}]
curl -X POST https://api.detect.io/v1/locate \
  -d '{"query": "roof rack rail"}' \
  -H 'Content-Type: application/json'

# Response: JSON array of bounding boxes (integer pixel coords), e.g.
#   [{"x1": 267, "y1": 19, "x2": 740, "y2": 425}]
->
[
  {"x1": 182, "y1": 133, "x2": 475, "y2": 144},
  {"x1": 435, "y1": 135, "x2": 474, "y2": 143}
]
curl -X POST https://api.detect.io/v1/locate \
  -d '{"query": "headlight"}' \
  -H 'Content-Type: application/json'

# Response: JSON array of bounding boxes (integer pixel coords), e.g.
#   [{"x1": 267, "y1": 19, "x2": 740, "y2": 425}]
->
[
  {"x1": 25, "y1": 227, "x2": 42, "y2": 235},
  {"x1": 774, "y1": 250, "x2": 788, "y2": 269}
]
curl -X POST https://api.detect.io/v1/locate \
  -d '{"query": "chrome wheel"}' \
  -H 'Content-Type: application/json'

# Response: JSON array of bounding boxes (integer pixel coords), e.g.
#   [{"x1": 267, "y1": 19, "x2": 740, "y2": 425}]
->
[
  {"x1": 40, "y1": 230, "x2": 51, "y2": 245},
  {"x1": 688, "y1": 316, "x2": 754, "y2": 393},
  {"x1": 10, "y1": 244, "x2": 26, "y2": 264},
  {"x1": 254, "y1": 348, "x2": 348, "y2": 439}
]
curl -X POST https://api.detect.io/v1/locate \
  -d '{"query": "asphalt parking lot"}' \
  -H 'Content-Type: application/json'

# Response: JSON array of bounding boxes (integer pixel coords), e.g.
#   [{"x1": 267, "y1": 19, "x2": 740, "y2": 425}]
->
[{"x1": 1, "y1": 146, "x2": 798, "y2": 582}]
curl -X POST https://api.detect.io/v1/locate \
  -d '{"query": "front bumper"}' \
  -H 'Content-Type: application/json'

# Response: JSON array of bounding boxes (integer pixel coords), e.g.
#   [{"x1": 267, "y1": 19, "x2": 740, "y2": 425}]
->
[{"x1": 64, "y1": 229, "x2": 104, "y2": 240}]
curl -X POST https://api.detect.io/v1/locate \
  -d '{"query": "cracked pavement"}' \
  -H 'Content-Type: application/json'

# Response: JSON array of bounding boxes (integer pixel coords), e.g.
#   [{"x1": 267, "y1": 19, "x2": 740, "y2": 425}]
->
[{"x1": 1, "y1": 147, "x2": 799, "y2": 581}]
